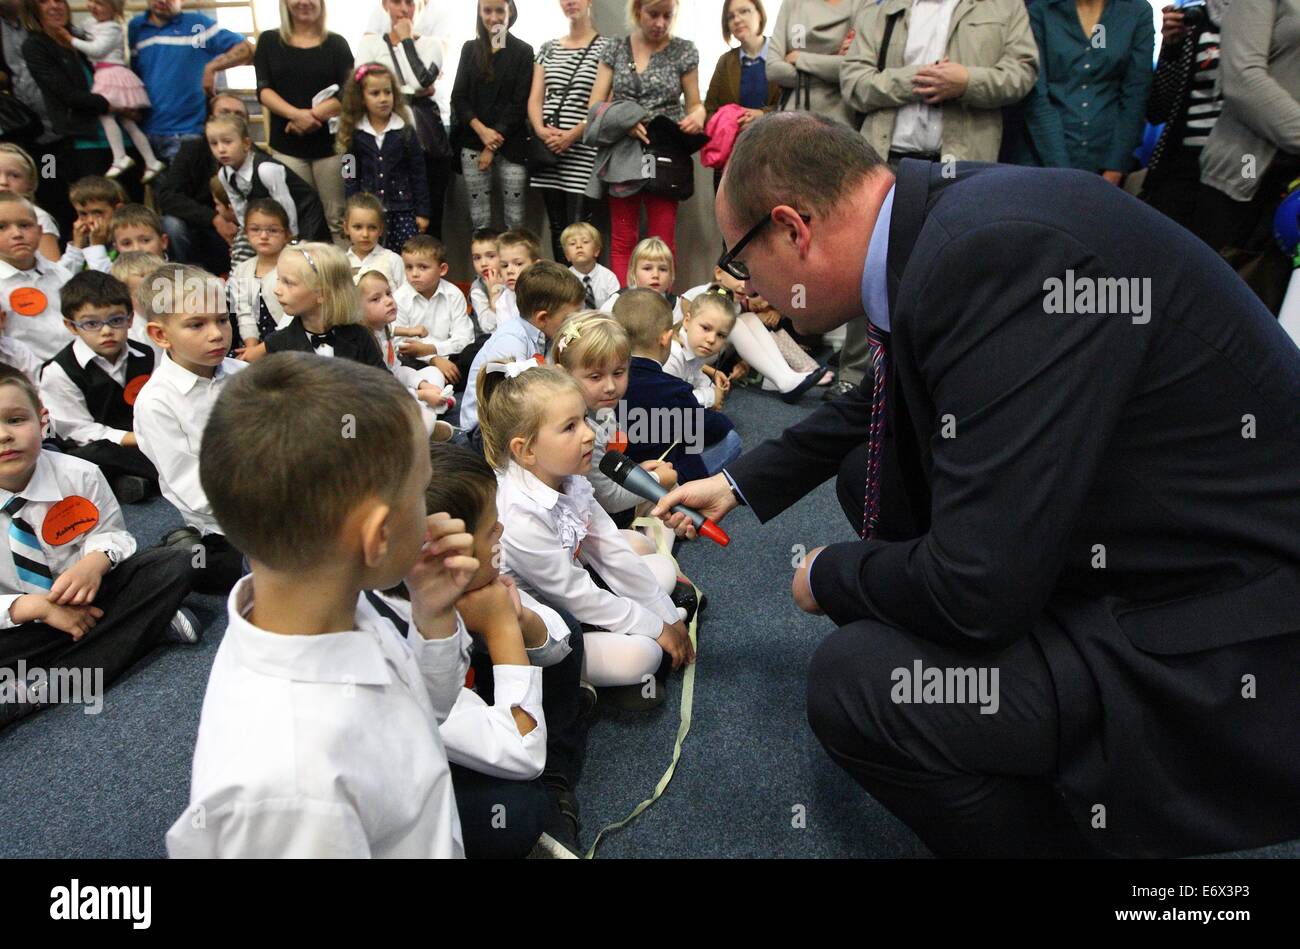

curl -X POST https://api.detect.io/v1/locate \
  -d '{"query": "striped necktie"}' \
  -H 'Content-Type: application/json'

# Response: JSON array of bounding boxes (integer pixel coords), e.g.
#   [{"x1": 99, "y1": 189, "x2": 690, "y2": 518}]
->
[
  {"x1": 861, "y1": 322, "x2": 889, "y2": 541},
  {"x1": 583, "y1": 276, "x2": 597, "y2": 310},
  {"x1": 3, "y1": 496, "x2": 53, "y2": 592}
]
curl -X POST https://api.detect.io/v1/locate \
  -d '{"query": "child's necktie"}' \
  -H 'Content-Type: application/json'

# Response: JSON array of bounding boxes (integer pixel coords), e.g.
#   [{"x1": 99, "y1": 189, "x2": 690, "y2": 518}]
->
[
  {"x1": 583, "y1": 276, "x2": 597, "y2": 310},
  {"x1": 861, "y1": 322, "x2": 889, "y2": 541},
  {"x1": 3, "y1": 496, "x2": 54, "y2": 593}
]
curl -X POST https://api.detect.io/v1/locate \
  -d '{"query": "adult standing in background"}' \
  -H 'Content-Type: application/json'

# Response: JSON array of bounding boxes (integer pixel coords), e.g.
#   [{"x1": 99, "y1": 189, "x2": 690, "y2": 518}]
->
[
  {"x1": 4, "y1": 0, "x2": 67, "y2": 233},
  {"x1": 765, "y1": 0, "x2": 863, "y2": 129},
  {"x1": 357, "y1": 0, "x2": 452, "y2": 240},
  {"x1": 154, "y1": 93, "x2": 249, "y2": 273},
  {"x1": 1195, "y1": 0, "x2": 1300, "y2": 315},
  {"x1": 1139, "y1": 1, "x2": 1232, "y2": 232},
  {"x1": 1007, "y1": 0, "x2": 1154, "y2": 184},
  {"x1": 21, "y1": 0, "x2": 113, "y2": 183},
  {"x1": 528, "y1": 0, "x2": 609, "y2": 262},
  {"x1": 587, "y1": 0, "x2": 705, "y2": 285},
  {"x1": 254, "y1": 0, "x2": 353, "y2": 244},
  {"x1": 831, "y1": 0, "x2": 1037, "y2": 401},
  {"x1": 704, "y1": 0, "x2": 781, "y2": 191},
  {"x1": 128, "y1": 0, "x2": 253, "y2": 165},
  {"x1": 451, "y1": 0, "x2": 534, "y2": 232}
]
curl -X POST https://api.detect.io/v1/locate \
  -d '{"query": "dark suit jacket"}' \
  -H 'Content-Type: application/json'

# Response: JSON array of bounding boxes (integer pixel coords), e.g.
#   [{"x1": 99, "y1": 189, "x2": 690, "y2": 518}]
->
[
  {"x1": 154, "y1": 136, "x2": 219, "y2": 232},
  {"x1": 21, "y1": 32, "x2": 108, "y2": 140},
  {"x1": 624, "y1": 355, "x2": 735, "y2": 484},
  {"x1": 264, "y1": 319, "x2": 386, "y2": 370},
  {"x1": 729, "y1": 160, "x2": 1300, "y2": 857}
]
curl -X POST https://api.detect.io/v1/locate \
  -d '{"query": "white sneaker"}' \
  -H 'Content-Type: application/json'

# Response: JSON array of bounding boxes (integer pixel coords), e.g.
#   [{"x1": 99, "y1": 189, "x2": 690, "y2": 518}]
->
[
  {"x1": 106, "y1": 156, "x2": 136, "y2": 179},
  {"x1": 166, "y1": 607, "x2": 202, "y2": 644}
]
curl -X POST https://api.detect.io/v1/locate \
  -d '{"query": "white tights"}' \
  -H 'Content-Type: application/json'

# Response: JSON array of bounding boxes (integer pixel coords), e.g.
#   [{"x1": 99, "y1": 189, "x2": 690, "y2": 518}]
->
[
  {"x1": 100, "y1": 115, "x2": 160, "y2": 168},
  {"x1": 580, "y1": 533, "x2": 680, "y2": 687},
  {"x1": 726, "y1": 311, "x2": 813, "y2": 393}
]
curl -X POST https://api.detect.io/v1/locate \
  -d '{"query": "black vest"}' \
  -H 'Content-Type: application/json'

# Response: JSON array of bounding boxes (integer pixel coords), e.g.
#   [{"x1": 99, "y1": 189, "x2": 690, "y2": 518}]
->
[{"x1": 47, "y1": 341, "x2": 155, "y2": 432}]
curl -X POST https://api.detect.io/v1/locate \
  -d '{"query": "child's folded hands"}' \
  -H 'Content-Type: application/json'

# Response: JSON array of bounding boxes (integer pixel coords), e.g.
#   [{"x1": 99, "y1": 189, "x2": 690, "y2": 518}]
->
[{"x1": 48, "y1": 552, "x2": 113, "y2": 607}]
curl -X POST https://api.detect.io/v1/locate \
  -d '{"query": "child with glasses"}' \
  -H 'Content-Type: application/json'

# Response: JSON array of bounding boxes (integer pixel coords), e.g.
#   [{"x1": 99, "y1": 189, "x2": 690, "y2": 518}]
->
[{"x1": 228, "y1": 199, "x2": 292, "y2": 363}]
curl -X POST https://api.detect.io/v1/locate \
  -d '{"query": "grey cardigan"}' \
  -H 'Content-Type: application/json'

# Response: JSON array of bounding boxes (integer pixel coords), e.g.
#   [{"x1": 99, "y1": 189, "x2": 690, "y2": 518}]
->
[
  {"x1": 1199, "y1": 0, "x2": 1300, "y2": 201},
  {"x1": 583, "y1": 99, "x2": 650, "y2": 199}
]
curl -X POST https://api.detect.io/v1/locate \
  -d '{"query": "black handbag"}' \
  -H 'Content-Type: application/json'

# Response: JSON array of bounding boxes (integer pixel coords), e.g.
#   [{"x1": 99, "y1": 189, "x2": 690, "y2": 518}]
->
[
  {"x1": 385, "y1": 40, "x2": 452, "y2": 161},
  {"x1": 526, "y1": 35, "x2": 600, "y2": 172},
  {"x1": 0, "y1": 92, "x2": 40, "y2": 142},
  {"x1": 641, "y1": 116, "x2": 708, "y2": 201}
]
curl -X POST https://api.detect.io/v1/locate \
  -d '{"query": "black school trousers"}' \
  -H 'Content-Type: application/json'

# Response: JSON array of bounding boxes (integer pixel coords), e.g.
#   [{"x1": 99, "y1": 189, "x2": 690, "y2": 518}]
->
[{"x1": 0, "y1": 545, "x2": 193, "y2": 729}]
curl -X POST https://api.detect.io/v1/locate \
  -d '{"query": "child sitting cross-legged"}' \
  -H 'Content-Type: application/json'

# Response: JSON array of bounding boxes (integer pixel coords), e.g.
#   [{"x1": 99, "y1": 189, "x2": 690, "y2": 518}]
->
[
  {"x1": 39, "y1": 271, "x2": 159, "y2": 504},
  {"x1": 167, "y1": 353, "x2": 480, "y2": 857},
  {"x1": 478, "y1": 360, "x2": 692, "y2": 711},
  {"x1": 0, "y1": 365, "x2": 199, "y2": 731}
]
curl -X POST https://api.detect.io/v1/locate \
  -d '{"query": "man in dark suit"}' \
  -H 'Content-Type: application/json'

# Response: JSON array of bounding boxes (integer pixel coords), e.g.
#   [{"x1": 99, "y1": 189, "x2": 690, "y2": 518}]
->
[{"x1": 654, "y1": 112, "x2": 1300, "y2": 858}]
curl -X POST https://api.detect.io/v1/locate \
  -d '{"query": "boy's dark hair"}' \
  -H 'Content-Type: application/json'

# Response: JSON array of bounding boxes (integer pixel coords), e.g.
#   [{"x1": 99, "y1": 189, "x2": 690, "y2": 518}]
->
[
  {"x1": 109, "y1": 203, "x2": 163, "y2": 239},
  {"x1": 424, "y1": 442, "x2": 497, "y2": 530},
  {"x1": 470, "y1": 227, "x2": 501, "y2": 246},
  {"x1": 0, "y1": 363, "x2": 40, "y2": 414},
  {"x1": 497, "y1": 228, "x2": 542, "y2": 262},
  {"x1": 69, "y1": 175, "x2": 127, "y2": 208},
  {"x1": 245, "y1": 197, "x2": 290, "y2": 230},
  {"x1": 345, "y1": 192, "x2": 386, "y2": 227},
  {"x1": 60, "y1": 271, "x2": 133, "y2": 322},
  {"x1": 200, "y1": 353, "x2": 421, "y2": 571},
  {"x1": 402, "y1": 234, "x2": 447, "y2": 265},
  {"x1": 614, "y1": 288, "x2": 674, "y2": 350},
  {"x1": 516, "y1": 260, "x2": 584, "y2": 323}
]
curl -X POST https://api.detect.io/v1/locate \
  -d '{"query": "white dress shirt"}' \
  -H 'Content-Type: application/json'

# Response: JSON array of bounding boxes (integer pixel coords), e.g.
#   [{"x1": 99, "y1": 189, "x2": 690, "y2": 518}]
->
[
  {"x1": 133, "y1": 354, "x2": 247, "y2": 535},
  {"x1": 39, "y1": 339, "x2": 152, "y2": 447},
  {"x1": 0, "y1": 451, "x2": 136, "y2": 629},
  {"x1": 468, "y1": 278, "x2": 496, "y2": 335},
  {"x1": 663, "y1": 327, "x2": 715, "y2": 408},
  {"x1": 57, "y1": 243, "x2": 113, "y2": 275},
  {"x1": 222, "y1": 152, "x2": 300, "y2": 238},
  {"x1": 0, "y1": 335, "x2": 41, "y2": 386},
  {"x1": 371, "y1": 325, "x2": 450, "y2": 433},
  {"x1": 228, "y1": 257, "x2": 288, "y2": 343},
  {"x1": 458, "y1": 306, "x2": 543, "y2": 433},
  {"x1": 891, "y1": 0, "x2": 961, "y2": 156},
  {"x1": 570, "y1": 263, "x2": 620, "y2": 310},
  {"x1": 393, "y1": 279, "x2": 473, "y2": 360},
  {"x1": 166, "y1": 578, "x2": 470, "y2": 858},
  {"x1": 348, "y1": 245, "x2": 405, "y2": 290},
  {"x1": 0, "y1": 254, "x2": 74, "y2": 362},
  {"x1": 496, "y1": 462, "x2": 680, "y2": 640},
  {"x1": 36, "y1": 206, "x2": 59, "y2": 240}
]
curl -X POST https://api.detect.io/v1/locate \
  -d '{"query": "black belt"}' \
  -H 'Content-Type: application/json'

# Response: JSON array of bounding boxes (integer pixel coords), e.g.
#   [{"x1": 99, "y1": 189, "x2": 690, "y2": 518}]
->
[{"x1": 889, "y1": 150, "x2": 942, "y2": 164}]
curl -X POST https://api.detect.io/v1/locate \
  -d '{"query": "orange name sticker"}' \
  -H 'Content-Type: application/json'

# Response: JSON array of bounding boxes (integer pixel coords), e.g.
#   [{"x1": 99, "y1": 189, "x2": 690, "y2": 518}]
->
[
  {"x1": 608, "y1": 430, "x2": 629, "y2": 455},
  {"x1": 9, "y1": 287, "x2": 48, "y2": 317},
  {"x1": 123, "y1": 374, "x2": 151, "y2": 406},
  {"x1": 532, "y1": 353, "x2": 545, "y2": 365},
  {"x1": 41, "y1": 496, "x2": 100, "y2": 546}
]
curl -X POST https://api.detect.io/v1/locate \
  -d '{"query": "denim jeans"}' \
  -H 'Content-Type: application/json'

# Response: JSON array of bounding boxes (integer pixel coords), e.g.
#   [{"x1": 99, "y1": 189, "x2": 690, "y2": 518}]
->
[
  {"x1": 699, "y1": 428, "x2": 743, "y2": 475},
  {"x1": 147, "y1": 133, "x2": 202, "y2": 166}
]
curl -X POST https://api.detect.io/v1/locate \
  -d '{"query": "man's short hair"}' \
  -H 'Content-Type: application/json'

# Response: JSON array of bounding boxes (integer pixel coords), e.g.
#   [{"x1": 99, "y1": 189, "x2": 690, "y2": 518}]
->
[
  {"x1": 722, "y1": 112, "x2": 887, "y2": 237},
  {"x1": 515, "y1": 259, "x2": 584, "y2": 321},
  {"x1": 497, "y1": 228, "x2": 542, "y2": 262},
  {"x1": 613, "y1": 288, "x2": 674, "y2": 350},
  {"x1": 201, "y1": 353, "x2": 421, "y2": 571},
  {"x1": 69, "y1": 175, "x2": 126, "y2": 208},
  {"x1": 110, "y1": 203, "x2": 164, "y2": 239},
  {"x1": 60, "y1": 271, "x2": 132, "y2": 322},
  {"x1": 136, "y1": 264, "x2": 226, "y2": 324},
  {"x1": 402, "y1": 234, "x2": 447, "y2": 266},
  {"x1": 424, "y1": 442, "x2": 497, "y2": 532},
  {"x1": 0, "y1": 363, "x2": 40, "y2": 414}
]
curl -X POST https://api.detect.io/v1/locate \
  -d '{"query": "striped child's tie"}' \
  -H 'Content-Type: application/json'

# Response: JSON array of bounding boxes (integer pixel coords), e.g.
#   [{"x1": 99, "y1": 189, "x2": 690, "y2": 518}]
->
[
  {"x1": 4, "y1": 496, "x2": 53, "y2": 592},
  {"x1": 583, "y1": 276, "x2": 597, "y2": 310},
  {"x1": 861, "y1": 322, "x2": 889, "y2": 541}
]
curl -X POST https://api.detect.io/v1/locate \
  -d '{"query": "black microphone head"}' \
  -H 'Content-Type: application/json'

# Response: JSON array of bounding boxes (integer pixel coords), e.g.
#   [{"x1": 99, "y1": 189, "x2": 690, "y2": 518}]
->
[{"x1": 598, "y1": 449, "x2": 635, "y2": 482}]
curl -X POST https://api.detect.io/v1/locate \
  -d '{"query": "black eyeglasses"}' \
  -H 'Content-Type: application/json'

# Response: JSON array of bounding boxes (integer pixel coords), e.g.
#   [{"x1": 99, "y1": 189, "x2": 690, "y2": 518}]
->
[
  {"x1": 717, "y1": 210, "x2": 811, "y2": 281},
  {"x1": 73, "y1": 315, "x2": 132, "y2": 332}
]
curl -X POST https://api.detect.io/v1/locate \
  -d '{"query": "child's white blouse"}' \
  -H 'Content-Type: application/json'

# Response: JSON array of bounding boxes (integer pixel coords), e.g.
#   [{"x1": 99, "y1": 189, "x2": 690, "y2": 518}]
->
[
  {"x1": 71, "y1": 19, "x2": 128, "y2": 67},
  {"x1": 496, "y1": 461, "x2": 679, "y2": 639}
]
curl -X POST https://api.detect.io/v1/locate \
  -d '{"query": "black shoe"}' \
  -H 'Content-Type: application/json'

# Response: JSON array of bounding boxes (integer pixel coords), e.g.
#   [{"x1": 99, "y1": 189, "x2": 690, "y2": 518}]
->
[
  {"x1": 111, "y1": 474, "x2": 151, "y2": 505},
  {"x1": 670, "y1": 579, "x2": 700, "y2": 626},
  {"x1": 599, "y1": 677, "x2": 668, "y2": 711},
  {"x1": 781, "y1": 364, "x2": 830, "y2": 405},
  {"x1": 159, "y1": 526, "x2": 201, "y2": 549},
  {"x1": 577, "y1": 681, "x2": 597, "y2": 724},
  {"x1": 822, "y1": 378, "x2": 859, "y2": 402}
]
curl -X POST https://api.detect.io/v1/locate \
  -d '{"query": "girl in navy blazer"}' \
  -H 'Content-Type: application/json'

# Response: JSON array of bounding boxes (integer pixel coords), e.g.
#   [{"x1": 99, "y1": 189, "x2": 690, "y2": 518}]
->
[{"x1": 337, "y1": 63, "x2": 430, "y2": 253}]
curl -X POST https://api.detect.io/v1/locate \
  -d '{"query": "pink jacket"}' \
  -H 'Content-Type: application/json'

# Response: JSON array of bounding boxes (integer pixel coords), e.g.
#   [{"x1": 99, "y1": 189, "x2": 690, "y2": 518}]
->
[{"x1": 701, "y1": 104, "x2": 746, "y2": 169}]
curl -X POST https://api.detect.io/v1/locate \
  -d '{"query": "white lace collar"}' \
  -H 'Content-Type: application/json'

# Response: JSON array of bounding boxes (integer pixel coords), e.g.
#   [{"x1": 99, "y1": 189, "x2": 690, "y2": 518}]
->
[{"x1": 503, "y1": 461, "x2": 596, "y2": 552}]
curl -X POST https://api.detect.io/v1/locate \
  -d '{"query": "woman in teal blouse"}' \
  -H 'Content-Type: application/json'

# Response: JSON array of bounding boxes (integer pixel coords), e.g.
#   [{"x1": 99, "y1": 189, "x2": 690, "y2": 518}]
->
[{"x1": 1008, "y1": 0, "x2": 1154, "y2": 183}]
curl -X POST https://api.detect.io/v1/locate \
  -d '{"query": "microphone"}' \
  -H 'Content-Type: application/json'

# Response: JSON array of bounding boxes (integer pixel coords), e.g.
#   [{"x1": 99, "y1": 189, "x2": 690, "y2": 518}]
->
[{"x1": 598, "y1": 450, "x2": 730, "y2": 547}]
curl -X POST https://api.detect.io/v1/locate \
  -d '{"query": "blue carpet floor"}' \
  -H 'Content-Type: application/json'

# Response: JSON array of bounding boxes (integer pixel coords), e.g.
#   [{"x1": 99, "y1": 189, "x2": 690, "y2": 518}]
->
[{"x1": 0, "y1": 383, "x2": 1294, "y2": 859}]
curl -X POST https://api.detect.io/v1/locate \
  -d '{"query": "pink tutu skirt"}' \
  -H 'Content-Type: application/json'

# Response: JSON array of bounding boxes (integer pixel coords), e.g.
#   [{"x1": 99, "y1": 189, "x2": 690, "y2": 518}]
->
[{"x1": 92, "y1": 64, "x2": 152, "y2": 111}]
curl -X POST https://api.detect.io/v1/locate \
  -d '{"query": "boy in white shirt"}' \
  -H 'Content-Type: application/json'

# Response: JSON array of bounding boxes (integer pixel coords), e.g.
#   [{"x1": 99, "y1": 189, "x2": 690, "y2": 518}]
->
[
  {"x1": 109, "y1": 252, "x2": 168, "y2": 362},
  {"x1": 562, "y1": 222, "x2": 618, "y2": 309},
  {"x1": 131, "y1": 264, "x2": 247, "y2": 594},
  {"x1": 0, "y1": 365, "x2": 199, "y2": 731},
  {"x1": 39, "y1": 272, "x2": 158, "y2": 504},
  {"x1": 343, "y1": 193, "x2": 405, "y2": 289},
  {"x1": 56, "y1": 176, "x2": 126, "y2": 275},
  {"x1": 167, "y1": 353, "x2": 486, "y2": 858},
  {"x1": 467, "y1": 227, "x2": 504, "y2": 335},
  {"x1": 393, "y1": 235, "x2": 474, "y2": 389},
  {"x1": 0, "y1": 307, "x2": 41, "y2": 387},
  {"x1": 0, "y1": 193, "x2": 76, "y2": 362}
]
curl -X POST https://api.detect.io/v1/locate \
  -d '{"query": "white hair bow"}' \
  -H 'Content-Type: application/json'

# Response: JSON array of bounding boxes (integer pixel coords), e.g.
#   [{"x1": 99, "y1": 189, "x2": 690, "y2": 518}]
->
[{"x1": 486, "y1": 357, "x2": 543, "y2": 380}]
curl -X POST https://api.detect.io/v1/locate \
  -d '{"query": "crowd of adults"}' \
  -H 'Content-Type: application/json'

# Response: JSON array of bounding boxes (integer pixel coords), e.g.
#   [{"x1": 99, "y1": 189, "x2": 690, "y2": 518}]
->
[{"x1": 0, "y1": 0, "x2": 1295, "y2": 349}]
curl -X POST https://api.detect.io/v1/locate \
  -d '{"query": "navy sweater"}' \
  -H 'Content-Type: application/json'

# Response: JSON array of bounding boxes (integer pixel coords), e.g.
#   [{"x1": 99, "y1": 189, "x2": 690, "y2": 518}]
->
[{"x1": 623, "y1": 355, "x2": 735, "y2": 483}]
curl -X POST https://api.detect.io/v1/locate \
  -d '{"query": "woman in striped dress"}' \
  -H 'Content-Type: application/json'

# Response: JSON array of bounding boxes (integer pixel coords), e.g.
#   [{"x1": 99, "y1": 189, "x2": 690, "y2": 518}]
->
[{"x1": 527, "y1": 0, "x2": 610, "y2": 262}]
